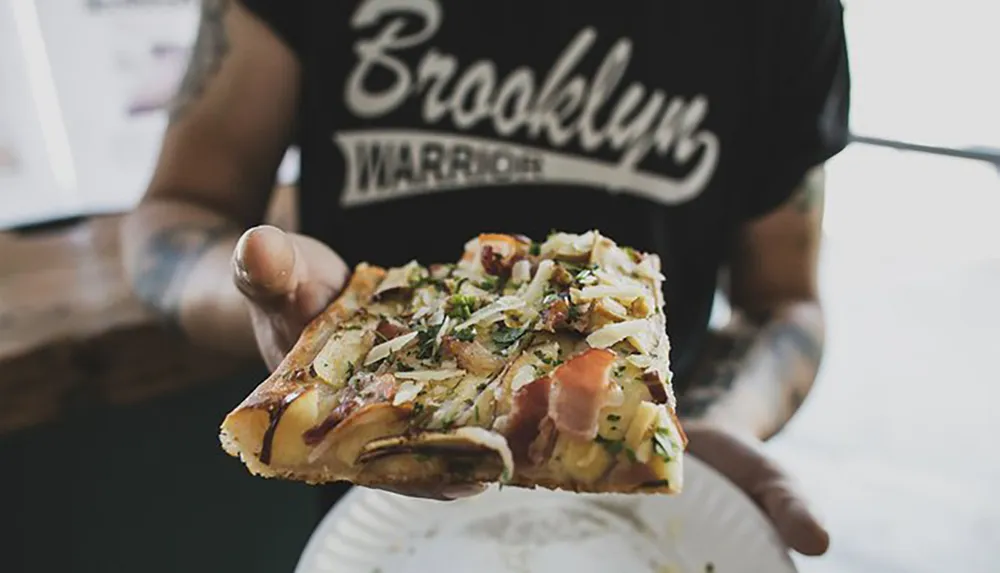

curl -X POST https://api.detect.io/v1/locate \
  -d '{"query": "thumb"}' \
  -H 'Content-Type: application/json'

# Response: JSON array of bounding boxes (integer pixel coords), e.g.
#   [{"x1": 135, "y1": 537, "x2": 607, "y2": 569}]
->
[
  {"x1": 233, "y1": 226, "x2": 350, "y2": 369},
  {"x1": 232, "y1": 225, "x2": 300, "y2": 304},
  {"x1": 233, "y1": 225, "x2": 349, "y2": 318}
]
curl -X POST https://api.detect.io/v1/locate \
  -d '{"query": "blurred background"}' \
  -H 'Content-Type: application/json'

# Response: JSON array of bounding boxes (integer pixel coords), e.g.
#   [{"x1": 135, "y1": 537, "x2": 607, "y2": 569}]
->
[{"x1": 1, "y1": 0, "x2": 998, "y2": 572}]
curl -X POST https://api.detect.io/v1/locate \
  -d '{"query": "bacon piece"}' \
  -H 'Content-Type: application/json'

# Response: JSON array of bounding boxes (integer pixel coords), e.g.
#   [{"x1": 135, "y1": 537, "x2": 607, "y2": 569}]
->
[
  {"x1": 376, "y1": 318, "x2": 410, "y2": 341},
  {"x1": 548, "y1": 348, "x2": 616, "y2": 441},
  {"x1": 642, "y1": 370, "x2": 669, "y2": 405},
  {"x1": 527, "y1": 417, "x2": 558, "y2": 466},
  {"x1": 502, "y1": 375, "x2": 552, "y2": 464},
  {"x1": 538, "y1": 298, "x2": 570, "y2": 332},
  {"x1": 478, "y1": 233, "x2": 528, "y2": 276},
  {"x1": 441, "y1": 336, "x2": 505, "y2": 375}
]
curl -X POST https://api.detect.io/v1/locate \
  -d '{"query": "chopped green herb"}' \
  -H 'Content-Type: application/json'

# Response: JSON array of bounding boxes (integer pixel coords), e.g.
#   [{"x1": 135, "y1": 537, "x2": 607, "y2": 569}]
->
[
  {"x1": 453, "y1": 327, "x2": 476, "y2": 342},
  {"x1": 607, "y1": 414, "x2": 621, "y2": 422},
  {"x1": 574, "y1": 267, "x2": 598, "y2": 285},
  {"x1": 624, "y1": 446, "x2": 638, "y2": 463},
  {"x1": 567, "y1": 304, "x2": 582, "y2": 322},
  {"x1": 473, "y1": 403, "x2": 480, "y2": 423},
  {"x1": 476, "y1": 382, "x2": 488, "y2": 392},
  {"x1": 529, "y1": 242, "x2": 541, "y2": 256},
  {"x1": 411, "y1": 402, "x2": 425, "y2": 417},
  {"x1": 416, "y1": 323, "x2": 442, "y2": 359},
  {"x1": 345, "y1": 361, "x2": 355, "y2": 378},
  {"x1": 652, "y1": 428, "x2": 675, "y2": 461},
  {"x1": 446, "y1": 294, "x2": 477, "y2": 320},
  {"x1": 540, "y1": 292, "x2": 560, "y2": 306},
  {"x1": 410, "y1": 275, "x2": 446, "y2": 290},
  {"x1": 492, "y1": 324, "x2": 527, "y2": 348},
  {"x1": 595, "y1": 435, "x2": 624, "y2": 455},
  {"x1": 533, "y1": 350, "x2": 556, "y2": 365},
  {"x1": 478, "y1": 276, "x2": 499, "y2": 292}
]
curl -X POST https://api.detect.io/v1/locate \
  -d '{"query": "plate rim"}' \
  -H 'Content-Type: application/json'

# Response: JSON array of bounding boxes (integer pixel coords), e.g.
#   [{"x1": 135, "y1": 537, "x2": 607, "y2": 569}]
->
[{"x1": 294, "y1": 455, "x2": 796, "y2": 573}]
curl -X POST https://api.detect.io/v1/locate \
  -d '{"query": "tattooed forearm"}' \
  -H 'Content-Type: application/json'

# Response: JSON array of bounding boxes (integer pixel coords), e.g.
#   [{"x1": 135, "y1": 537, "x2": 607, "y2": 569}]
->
[
  {"x1": 168, "y1": 0, "x2": 231, "y2": 123},
  {"x1": 676, "y1": 304, "x2": 825, "y2": 439},
  {"x1": 132, "y1": 223, "x2": 229, "y2": 324}
]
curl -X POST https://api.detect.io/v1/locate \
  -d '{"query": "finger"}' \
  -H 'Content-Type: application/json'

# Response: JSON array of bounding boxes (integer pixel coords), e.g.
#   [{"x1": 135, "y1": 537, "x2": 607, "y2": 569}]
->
[
  {"x1": 756, "y1": 480, "x2": 830, "y2": 556},
  {"x1": 232, "y1": 225, "x2": 300, "y2": 304},
  {"x1": 685, "y1": 427, "x2": 829, "y2": 556},
  {"x1": 285, "y1": 233, "x2": 350, "y2": 320}
]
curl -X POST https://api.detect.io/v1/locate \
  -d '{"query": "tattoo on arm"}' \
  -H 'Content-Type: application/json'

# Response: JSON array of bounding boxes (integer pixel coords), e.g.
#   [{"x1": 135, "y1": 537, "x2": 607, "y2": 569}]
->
[
  {"x1": 676, "y1": 313, "x2": 824, "y2": 434},
  {"x1": 168, "y1": 0, "x2": 232, "y2": 123},
  {"x1": 133, "y1": 224, "x2": 229, "y2": 325},
  {"x1": 675, "y1": 327, "x2": 757, "y2": 419}
]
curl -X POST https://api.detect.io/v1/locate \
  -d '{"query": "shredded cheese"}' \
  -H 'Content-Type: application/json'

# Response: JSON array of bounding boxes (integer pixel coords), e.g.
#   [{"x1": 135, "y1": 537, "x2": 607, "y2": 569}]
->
[
  {"x1": 586, "y1": 319, "x2": 657, "y2": 353},
  {"x1": 509, "y1": 364, "x2": 537, "y2": 392},
  {"x1": 453, "y1": 427, "x2": 516, "y2": 483},
  {"x1": 394, "y1": 369, "x2": 467, "y2": 382},
  {"x1": 454, "y1": 296, "x2": 525, "y2": 331},
  {"x1": 392, "y1": 381, "x2": 425, "y2": 406},
  {"x1": 511, "y1": 259, "x2": 531, "y2": 284},
  {"x1": 363, "y1": 331, "x2": 419, "y2": 366},
  {"x1": 521, "y1": 259, "x2": 555, "y2": 305},
  {"x1": 374, "y1": 260, "x2": 421, "y2": 296},
  {"x1": 573, "y1": 285, "x2": 647, "y2": 302}
]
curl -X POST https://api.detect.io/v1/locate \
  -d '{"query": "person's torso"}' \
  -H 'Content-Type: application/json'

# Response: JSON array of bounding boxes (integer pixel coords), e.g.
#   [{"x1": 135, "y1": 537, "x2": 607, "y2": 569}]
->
[{"x1": 291, "y1": 0, "x2": 773, "y2": 380}]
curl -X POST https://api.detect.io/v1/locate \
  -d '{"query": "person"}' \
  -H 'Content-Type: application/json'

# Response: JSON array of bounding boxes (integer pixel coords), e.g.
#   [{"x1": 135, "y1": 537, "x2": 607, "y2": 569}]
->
[{"x1": 121, "y1": 0, "x2": 849, "y2": 558}]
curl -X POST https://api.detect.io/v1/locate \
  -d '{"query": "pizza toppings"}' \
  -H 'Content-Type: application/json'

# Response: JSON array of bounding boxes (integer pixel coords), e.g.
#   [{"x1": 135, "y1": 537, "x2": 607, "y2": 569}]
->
[
  {"x1": 548, "y1": 348, "x2": 616, "y2": 441},
  {"x1": 312, "y1": 328, "x2": 376, "y2": 385},
  {"x1": 503, "y1": 375, "x2": 552, "y2": 464},
  {"x1": 442, "y1": 337, "x2": 505, "y2": 375},
  {"x1": 585, "y1": 318, "x2": 658, "y2": 353},
  {"x1": 363, "y1": 330, "x2": 419, "y2": 366},
  {"x1": 223, "y1": 230, "x2": 684, "y2": 494},
  {"x1": 373, "y1": 260, "x2": 421, "y2": 297}
]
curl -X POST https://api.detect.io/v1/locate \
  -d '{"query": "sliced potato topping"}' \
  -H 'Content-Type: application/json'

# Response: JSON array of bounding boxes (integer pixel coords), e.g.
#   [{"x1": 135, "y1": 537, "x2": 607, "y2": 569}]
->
[{"x1": 313, "y1": 328, "x2": 375, "y2": 385}]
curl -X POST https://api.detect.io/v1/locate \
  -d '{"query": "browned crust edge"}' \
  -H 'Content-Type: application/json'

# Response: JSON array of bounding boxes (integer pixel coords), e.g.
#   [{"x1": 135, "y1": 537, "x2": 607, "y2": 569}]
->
[{"x1": 218, "y1": 264, "x2": 386, "y2": 472}]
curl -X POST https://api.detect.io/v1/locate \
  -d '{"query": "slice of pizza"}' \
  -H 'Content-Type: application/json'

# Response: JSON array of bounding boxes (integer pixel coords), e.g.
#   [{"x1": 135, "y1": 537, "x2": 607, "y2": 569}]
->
[{"x1": 219, "y1": 231, "x2": 687, "y2": 494}]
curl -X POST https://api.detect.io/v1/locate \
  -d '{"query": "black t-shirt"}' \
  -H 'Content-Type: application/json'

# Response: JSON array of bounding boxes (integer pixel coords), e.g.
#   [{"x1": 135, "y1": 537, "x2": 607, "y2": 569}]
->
[{"x1": 240, "y1": 0, "x2": 849, "y2": 386}]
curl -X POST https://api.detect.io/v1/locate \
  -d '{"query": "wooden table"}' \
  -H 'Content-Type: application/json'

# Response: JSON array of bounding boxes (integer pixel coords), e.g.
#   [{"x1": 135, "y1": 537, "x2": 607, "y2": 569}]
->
[
  {"x1": 0, "y1": 215, "x2": 250, "y2": 435},
  {"x1": 0, "y1": 187, "x2": 297, "y2": 436}
]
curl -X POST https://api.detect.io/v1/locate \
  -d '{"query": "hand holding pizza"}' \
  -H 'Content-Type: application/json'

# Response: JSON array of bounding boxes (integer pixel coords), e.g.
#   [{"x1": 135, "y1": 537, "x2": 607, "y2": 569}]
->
[
  {"x1": 683, "y1": 422, "x2": 831, "y2": 556},
  {"x1": 232, "y1": 225, "x2": 351, "y2": 371},
  {"x1": 230, "y1": 225, "x2": 482, "y2": 501}
]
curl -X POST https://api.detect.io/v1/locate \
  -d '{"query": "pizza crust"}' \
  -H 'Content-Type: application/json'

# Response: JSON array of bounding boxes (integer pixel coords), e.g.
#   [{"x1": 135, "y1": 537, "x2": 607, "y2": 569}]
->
[{"x1": 219, "y1": 263, "x2": 387, "y2": 481}]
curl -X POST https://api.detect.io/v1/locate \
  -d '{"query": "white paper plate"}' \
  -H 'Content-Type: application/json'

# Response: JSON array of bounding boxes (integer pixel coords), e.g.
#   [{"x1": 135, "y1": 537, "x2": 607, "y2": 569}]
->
[{"x1": 295, "y1": 456, "x2": 796, "y2": 573}]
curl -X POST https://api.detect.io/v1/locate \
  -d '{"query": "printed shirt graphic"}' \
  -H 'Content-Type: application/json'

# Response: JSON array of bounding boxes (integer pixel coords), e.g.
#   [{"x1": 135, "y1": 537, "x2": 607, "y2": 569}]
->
[
  {"x1": 241, "y1": 0, "x2": 850, "y2": 381},
  {"x1": 337, "y1": 7, "x2": 721, "y2": 209}
]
